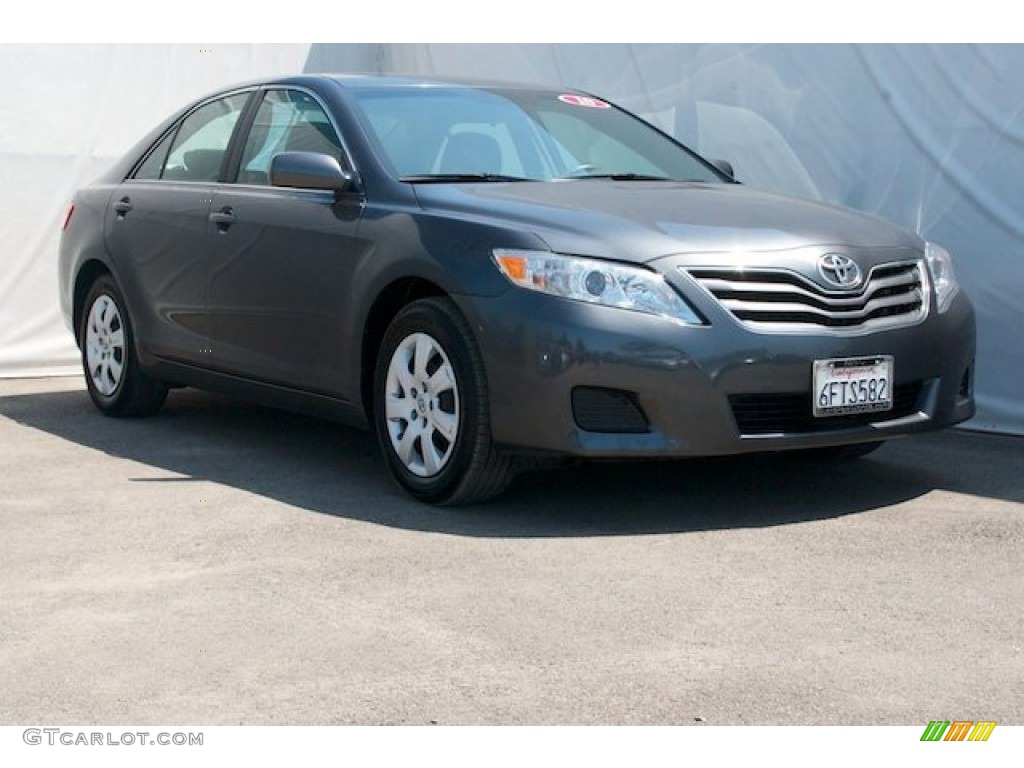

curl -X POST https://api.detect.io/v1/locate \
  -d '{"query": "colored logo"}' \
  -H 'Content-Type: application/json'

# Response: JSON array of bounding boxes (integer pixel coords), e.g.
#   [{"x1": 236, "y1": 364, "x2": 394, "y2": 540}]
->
[
  {"x1": 920, "y1": 720, "x2": 996, "y2": 742},
  {"x1": 817, "y1": 252, "x2": 863, "y2": 289}
]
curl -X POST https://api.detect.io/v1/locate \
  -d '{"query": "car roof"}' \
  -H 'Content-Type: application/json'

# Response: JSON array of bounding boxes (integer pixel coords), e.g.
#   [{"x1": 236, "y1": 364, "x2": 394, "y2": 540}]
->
[
  {"x1": 186, "y1": 73, "x2": 583, "y2": 109},
  {"x1": 318, "y1": 73, "x2": 562, "y2": 91}
]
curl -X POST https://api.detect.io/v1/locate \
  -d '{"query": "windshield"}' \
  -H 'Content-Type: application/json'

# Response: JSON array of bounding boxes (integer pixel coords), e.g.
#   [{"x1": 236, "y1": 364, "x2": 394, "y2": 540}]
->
[{"x1": 350, "y1": 86, "x2": 723, "y2": 183}]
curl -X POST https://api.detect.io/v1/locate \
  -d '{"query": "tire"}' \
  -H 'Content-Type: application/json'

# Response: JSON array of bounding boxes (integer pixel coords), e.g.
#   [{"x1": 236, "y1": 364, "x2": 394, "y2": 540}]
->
[
  {"x1": 80, "y1": 274, "x2": 168, "y2": 417},
  {"x1": 786, "y1": 440, "x2": 885, "y2": 462},
  {"x1": 373, "y1": 297, "x2": 516, "y2": 505}
]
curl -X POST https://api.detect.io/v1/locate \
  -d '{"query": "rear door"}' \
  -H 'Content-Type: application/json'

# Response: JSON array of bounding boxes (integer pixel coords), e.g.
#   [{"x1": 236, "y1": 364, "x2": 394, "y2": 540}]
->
[
  {"x1": 105, "y1": 91, "x2": 253, "y2": 365},
  {"x1": 205, "y1": 87, "x2": 369, "y2": 397}
]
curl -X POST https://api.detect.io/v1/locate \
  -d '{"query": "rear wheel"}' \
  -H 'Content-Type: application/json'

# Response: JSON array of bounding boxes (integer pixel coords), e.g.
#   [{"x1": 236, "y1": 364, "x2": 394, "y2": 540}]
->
[
  {"x1": 373, "y1": 297, "x2": 515, "y2": 505},
  {"x1": 80, "y1": 275, "x2": 167, "y2": 417}
]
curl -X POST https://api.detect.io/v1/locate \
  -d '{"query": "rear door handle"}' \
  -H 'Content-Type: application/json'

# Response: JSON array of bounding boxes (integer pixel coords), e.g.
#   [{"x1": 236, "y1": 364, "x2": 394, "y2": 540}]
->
[
  {"x1": 113, "y1": 197, "x2": 132, "y2": 217},
  {"x1": 209, "y1": 207, "x2": 236, "y2": 231}
]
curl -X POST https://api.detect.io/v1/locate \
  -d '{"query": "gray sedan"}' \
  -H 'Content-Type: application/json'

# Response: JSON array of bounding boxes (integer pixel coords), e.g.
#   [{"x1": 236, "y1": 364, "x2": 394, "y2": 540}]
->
[{"x1": 58, "y1": 75, "x2": 975, "y2": 503}]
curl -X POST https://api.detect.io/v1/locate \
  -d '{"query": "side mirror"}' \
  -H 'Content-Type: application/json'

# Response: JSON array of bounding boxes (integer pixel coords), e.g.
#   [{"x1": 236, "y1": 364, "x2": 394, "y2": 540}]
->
[
  {"x1": 270, "y1": 151, "x2": 354, "y2": 194},
  {"x1": 709, "y1": 158, "x2": 736, "y2": 180}
]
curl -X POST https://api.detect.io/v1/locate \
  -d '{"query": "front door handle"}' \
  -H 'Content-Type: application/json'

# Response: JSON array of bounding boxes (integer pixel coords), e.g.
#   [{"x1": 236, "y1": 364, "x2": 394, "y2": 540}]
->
[
  {"x1": 113, "y1": 197, "x2": 132, "y2": 217},
  {"x1": 209, "y1": 206, "x2": 236, "y2": 231}
]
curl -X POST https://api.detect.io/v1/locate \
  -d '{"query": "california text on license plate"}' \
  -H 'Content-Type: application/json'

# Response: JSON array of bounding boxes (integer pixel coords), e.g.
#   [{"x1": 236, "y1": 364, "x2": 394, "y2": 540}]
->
[{"x1": 813, "y1": 356, "x2": 894, "y2": 417}]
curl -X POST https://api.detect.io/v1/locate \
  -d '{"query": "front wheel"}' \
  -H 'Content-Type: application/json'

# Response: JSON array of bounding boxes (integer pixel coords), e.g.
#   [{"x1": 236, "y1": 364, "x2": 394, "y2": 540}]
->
[
  {"x1": 80, "y1": 275, "x2": 167, "y2": 417},
  {"x1": 373, "y1": 297, "x2": 515, "y2": 505}
]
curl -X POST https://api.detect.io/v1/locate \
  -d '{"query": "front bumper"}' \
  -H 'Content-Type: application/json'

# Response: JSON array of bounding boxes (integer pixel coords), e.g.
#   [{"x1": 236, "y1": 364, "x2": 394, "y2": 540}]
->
[{"x1": 454, "y1": 287, "x2": 976, "y2": 457}]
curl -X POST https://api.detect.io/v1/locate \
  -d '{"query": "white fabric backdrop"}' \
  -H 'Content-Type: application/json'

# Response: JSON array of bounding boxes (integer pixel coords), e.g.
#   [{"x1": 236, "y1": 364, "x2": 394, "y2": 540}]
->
[{"x1": 1, "y1": 43, "x2": 1021, "y2": 435}]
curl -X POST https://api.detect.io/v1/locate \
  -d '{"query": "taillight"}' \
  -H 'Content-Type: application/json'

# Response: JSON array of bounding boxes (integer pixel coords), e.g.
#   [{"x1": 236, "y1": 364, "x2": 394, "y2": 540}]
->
[{"x1": 61, "y1": 202, "x2": 75, "y2": 231}]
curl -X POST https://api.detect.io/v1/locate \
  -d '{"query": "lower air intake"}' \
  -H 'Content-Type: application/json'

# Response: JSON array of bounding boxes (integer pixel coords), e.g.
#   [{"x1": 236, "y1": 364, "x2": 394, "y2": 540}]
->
[
  {"x1": 729, "y1": 381, "x2": 923, "y2": 435},
  {"x1": 572, "y1": 387, "x2": 650, "y2": 434}
]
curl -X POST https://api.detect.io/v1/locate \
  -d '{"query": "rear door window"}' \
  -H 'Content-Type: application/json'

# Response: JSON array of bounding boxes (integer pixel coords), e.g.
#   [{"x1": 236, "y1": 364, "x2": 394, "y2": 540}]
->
[
  {"x1": 153, "y1": 93, "x2": 250, "y2": 182},
  {"x1": 133, "y1": 130, "x2": 175, "y2": 180}
]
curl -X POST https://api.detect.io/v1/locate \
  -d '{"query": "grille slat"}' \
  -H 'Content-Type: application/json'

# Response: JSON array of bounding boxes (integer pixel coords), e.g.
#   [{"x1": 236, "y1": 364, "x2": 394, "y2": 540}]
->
[
  {"x1": 722, "y1": 291, "x2": 922, "y2": 321},
  {"x1": 688, "y1": 261, "x2": 926, "y2": 331}
]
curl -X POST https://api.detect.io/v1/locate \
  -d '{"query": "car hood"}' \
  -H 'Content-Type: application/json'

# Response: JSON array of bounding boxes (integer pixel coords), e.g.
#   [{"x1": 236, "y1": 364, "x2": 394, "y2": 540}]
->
[{"x1": 411, "y1": 181, "x2": 923, "y2": 263}]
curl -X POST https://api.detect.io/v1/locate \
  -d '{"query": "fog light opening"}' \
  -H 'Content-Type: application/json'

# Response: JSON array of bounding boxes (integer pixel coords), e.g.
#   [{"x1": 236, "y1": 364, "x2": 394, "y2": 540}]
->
[{"x1": 572, "y1": 386, "x2": 650, "y2": 434}]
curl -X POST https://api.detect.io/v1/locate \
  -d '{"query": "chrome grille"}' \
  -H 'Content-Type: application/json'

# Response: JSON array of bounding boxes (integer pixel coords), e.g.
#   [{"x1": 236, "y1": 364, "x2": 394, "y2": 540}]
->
[{"x1": 686, "y1": 261, "x2": 927, "y2": 332}]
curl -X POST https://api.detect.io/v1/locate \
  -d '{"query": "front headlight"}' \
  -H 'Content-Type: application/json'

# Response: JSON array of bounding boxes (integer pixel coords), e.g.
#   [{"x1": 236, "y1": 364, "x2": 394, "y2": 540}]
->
[
  {"x1": 924, "y1": 242, "x2": 960, "y2": 314},
  {"x1": 492, "y1": 249, "x2": 704, "y2": 325}
]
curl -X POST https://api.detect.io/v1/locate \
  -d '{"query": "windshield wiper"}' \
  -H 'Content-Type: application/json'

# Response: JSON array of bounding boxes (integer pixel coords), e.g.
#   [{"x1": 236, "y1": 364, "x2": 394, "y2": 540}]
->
[
  {"x1": 400, "y1": 173, "x2": 532, "y2": 183},
  {"x1": 559, "y1": 172, "x2": 677, "y2": 182}
]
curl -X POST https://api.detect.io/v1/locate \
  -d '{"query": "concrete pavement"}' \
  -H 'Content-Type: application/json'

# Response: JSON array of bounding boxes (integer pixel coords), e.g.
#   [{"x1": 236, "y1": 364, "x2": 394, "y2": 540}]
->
[{"x1": 1, "y1": 376, "x2": 1021, "y2": 724}]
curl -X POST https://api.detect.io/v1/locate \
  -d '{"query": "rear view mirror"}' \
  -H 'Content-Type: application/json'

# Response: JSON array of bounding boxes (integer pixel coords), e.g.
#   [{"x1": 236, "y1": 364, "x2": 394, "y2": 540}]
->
[{"x1": 270, "y1": 151, "x2": 354, "y2": 194}]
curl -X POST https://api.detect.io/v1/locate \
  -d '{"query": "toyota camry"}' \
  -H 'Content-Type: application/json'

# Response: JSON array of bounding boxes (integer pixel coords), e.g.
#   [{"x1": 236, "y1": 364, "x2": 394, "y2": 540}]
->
[{"x1": 58, "y1": 75, "x2": 976, "y2": 503}]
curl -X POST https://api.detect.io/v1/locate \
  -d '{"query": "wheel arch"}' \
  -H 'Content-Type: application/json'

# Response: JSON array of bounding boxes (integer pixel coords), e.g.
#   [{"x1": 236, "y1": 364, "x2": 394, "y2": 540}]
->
[
  {"x1": 360, "y1": 277, "x2": 448, "y2": 421},
  {"x1": 72, "y1": 260, "x2": 113, "y2": 347}
]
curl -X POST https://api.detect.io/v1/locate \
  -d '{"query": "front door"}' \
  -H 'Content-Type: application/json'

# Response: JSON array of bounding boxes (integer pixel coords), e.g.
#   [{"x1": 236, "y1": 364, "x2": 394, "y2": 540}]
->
[{"x1": 205, "y1": 88, "x2": 369, "y2": 397}]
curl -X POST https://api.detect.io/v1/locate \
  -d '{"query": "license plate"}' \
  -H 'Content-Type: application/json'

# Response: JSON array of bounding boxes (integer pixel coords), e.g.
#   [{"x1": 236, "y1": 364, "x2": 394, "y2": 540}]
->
[{"x1": 813, "y1": 356, "x2": 893, "y2": 417}]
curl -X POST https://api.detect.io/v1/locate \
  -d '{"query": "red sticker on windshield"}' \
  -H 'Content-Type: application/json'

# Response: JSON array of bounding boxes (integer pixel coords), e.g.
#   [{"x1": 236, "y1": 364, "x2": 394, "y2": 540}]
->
[{"x1": 558, "y1": 94, "x2": 610, "y2": 109}]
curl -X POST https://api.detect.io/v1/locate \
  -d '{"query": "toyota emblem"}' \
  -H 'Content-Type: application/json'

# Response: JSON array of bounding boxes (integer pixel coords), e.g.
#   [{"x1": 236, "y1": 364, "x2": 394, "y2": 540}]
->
[{"x1": 817, "y1": 253, "x2": 863, "y2": 289}]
